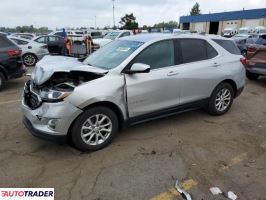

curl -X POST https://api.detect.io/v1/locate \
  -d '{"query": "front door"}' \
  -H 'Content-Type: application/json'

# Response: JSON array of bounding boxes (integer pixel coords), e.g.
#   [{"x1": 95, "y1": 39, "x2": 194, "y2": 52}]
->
[{"x1": 125, "y1": 39, "x2": 181, "y2": 118}]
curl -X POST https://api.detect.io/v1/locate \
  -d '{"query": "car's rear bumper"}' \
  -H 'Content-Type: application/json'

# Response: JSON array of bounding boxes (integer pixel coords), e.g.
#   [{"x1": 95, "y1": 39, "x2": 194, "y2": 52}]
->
[
  {"x1": 246, "y1": 63, "x2": 266, "y2": 75},
  {"x1": 8, "y1": 65, "x2": 27, "y2": 79}
]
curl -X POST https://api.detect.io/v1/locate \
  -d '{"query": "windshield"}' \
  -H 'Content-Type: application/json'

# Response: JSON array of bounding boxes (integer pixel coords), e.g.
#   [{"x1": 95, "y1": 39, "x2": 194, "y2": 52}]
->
[
  {"x1": 239, "y1": 30, "x2": 249, "y2": 34},
  {"x1": 104, "y1": 32, "x2": 120, "y2": 40},
  {"x1": 83, "y1": 40, "x2": 144, "y2": 70},
  {"x1": 224, "y1": 30, "x2": 231, "y2": 34}
]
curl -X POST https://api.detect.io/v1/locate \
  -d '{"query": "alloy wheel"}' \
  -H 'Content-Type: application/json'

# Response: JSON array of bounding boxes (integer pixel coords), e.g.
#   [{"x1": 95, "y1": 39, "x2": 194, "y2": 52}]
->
[
  {"x1": 24, "y1": 54, "x2": 36, "y2": 66},
  {"x1": 215, "y1": 88, "x2": 232, "y2": 112},
  {"x1": 81, "y1": 114, "x2": 112, "y2": 146}
]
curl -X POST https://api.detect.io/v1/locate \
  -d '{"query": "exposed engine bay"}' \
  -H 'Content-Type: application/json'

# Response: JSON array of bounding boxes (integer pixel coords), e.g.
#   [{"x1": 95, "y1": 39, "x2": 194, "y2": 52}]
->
[{"x1": 35, "y1": 71, "x2": 105, "y2": 92}]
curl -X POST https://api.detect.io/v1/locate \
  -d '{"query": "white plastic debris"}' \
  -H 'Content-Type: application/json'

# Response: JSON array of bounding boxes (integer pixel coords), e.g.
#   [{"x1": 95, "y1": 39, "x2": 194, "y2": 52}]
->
[
  {"x1": 227, "y1": 191, "x2": 238, "y2": 200},
  {"x1": 175, "y1": 180, "x2": 192, "y2": 200},
  {"x1": 209, "y1": 187, "x2": 223, "y2": 195}
]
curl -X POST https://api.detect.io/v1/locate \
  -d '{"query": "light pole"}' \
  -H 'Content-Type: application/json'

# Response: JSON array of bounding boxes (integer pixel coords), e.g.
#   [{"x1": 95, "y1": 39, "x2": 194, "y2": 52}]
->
[
  {"x1": 95, "y1": 16, "x2": 97, "y2": 29},
  {"x1": 112, "y1": 0, "x2": 115, "y2": 28}
]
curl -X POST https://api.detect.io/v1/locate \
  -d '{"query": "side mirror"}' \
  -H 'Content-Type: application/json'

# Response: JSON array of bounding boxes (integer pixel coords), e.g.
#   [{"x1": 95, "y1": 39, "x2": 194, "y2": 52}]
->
[{"x1": 125, "y1": 63, "x2": 151, "y2": 74}]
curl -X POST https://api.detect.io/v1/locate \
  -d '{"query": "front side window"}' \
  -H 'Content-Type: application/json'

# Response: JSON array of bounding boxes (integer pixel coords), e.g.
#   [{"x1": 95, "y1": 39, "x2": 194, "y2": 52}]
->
[
  {"x1": 132, "y1": 40, "x2": 175, "y2": 70},
  {"x1": 119, "y1": 32, "x2": 131, "y2": 38},
  {"x1": 83, "y1": 40, "x2": 144, "y2": 70},
  {"x1": 35, "y1": 37, "x2": 46, "y2": 43}
]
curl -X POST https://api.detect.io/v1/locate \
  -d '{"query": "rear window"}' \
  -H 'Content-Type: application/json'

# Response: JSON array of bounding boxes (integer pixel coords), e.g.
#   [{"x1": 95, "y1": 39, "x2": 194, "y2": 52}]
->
[
  {"x1": 212, "y1": 39, "x2": 240, "y2": 55},
  {"x1": 256, "y1": 35, "x2": 266, "y2": 45},
  {"x1": 0, "y1": 36, "x2": 16, "y2": 48}
]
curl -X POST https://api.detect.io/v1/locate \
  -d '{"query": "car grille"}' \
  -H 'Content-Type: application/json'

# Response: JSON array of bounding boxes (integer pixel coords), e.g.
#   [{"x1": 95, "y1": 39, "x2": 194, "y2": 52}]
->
[{"x1": 24, "y1": 80, "x2": 42, "y2": 110}]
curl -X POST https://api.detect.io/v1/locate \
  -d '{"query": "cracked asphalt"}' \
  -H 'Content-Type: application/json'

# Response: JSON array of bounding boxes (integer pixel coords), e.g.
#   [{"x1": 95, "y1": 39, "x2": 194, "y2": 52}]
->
[{"x1": 0, "y1": 71, "x2": 265, "y2": 200}]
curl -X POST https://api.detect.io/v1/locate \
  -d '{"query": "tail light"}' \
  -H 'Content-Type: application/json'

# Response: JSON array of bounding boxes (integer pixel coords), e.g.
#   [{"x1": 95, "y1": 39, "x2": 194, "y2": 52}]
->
[
  {"x1": 6, "y1": 49, "x2": 21, "y2": 56},
  {"x1": 240, "y1": 57, "x2": 247, "y2": 66},
  {"x1": 247, "y1": 47, "x2": 256, "y2": 53}
]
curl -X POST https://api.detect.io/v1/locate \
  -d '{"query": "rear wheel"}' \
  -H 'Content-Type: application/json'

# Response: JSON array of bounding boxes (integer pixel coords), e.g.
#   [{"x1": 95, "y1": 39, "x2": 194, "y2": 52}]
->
[
  {"x1": 0, "y1": 72, "x2": 6, "y2": 90},
  {"x1": 207, "y1": 83, "x2": 234, "y2": 116},
  {"x1": 71, "y1": 106, "x2": 118, "y2": 151},
  {"x1": 23, "y1": 53, "x2": 37, "y2": 67},
  {"x1": 246, "y1": 71, "x2": 259, "y2": 80}
]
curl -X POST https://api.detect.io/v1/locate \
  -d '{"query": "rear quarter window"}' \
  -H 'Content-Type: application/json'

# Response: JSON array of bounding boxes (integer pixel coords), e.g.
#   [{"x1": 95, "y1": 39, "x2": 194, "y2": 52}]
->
[
  {"x1": 0, "y1": 36, "x2": 17, "y2": 48},
  {"x1": 212, "y1": 39, "x2": 240, "y2": 55}
]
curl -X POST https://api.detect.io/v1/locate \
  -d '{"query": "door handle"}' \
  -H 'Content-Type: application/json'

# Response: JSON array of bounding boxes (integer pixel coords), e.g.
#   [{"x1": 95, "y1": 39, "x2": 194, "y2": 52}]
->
[
  {"x1": 213, "y1": 63, "x2": 220, "y2": 67},
  {"x1": 167, "y1": 71, "x2": 179, "y2": 76}
]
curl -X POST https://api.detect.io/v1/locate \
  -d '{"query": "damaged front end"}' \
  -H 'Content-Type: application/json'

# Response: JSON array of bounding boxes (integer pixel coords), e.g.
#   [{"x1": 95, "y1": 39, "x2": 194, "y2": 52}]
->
[{"x1": 23, "y1": 56, "x2": 108, "y2": 110}]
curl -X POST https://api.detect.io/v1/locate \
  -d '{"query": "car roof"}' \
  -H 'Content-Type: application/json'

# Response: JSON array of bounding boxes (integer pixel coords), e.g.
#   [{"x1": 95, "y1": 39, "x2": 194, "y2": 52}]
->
[
  {"x1": 8, "y1": 36, "x2": 31, "y2": 41},
  {"x1": 119, "y1": 33, "x2": 232, "y2": 43}
]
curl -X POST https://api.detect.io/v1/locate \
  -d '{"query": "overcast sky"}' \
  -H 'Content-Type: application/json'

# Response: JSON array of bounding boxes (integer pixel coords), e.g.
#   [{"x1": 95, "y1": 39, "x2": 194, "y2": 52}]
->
[{"x1": 0, "y1": 0, "x2": 266, "y2": 29}]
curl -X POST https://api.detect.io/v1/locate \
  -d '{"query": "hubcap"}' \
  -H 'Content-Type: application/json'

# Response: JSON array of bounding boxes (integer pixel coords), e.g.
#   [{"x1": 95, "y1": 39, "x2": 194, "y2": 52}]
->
[
  {"x1": 215, "y1": 88, "x2": 231, "y2": 112},
  {"x1": 24, "y1": 55, "x2": 36, "y2": 66},
  {"x1": 81, "y1": 114, "x2": 112, "y2": 146}
]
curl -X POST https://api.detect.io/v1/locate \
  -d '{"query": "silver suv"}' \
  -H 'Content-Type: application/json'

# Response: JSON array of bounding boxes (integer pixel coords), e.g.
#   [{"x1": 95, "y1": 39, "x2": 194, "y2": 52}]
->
[{"x1": 22, "y1": 34, "x2": 246, "y2": 151}]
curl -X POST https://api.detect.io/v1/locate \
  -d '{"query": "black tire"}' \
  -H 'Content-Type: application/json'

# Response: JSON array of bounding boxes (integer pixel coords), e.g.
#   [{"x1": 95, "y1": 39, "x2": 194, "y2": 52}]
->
[
  {"x1": 207, "y1": 82, "x2": 234, "y2": 116},
  {"x1": 23, "y1": 53, "x2": 38, "y2": 67},
  {"x1": 0, "y1": 71, "x2": 6, "y2": 90},
  {"x1": 246, "y1": 71, "x2": 259, "y2": 80},
  {"x1": 71, "y1": 106, "x2": 118, "y2": 151}
]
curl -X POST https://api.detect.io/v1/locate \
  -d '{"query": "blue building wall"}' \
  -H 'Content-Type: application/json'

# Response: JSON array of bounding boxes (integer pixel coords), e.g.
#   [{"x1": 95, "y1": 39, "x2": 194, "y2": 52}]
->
[{"x1": 180, "y1": 8, "x2": 266, "y2": 23}]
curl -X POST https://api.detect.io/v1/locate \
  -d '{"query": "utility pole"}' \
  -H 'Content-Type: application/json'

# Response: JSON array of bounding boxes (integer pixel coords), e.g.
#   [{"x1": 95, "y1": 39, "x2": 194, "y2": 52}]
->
[
  {"x1": 112, "y1": 0, "x2": 115, "y2": 28},
  {"x1": 95, "y1": 16, "x2": 97, "y2": 29}
]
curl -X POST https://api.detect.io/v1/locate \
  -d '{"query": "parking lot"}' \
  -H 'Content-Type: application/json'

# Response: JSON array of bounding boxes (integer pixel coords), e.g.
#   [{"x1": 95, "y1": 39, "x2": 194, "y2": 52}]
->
[{"x1": 0, "y1": 67, "x2": 265, "y2": 200}]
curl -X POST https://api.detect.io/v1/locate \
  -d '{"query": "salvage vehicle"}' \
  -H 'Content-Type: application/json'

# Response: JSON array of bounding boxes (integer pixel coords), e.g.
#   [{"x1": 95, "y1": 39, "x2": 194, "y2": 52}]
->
[
  {"x1": 93, "y1": 30, "x2": 133, "y2": 48},
  {"x1": 0, "y1": 33, "x2": 26, "y2": 90},
  {"x1": 245, "y1": 34, "x2": 266, "y2": 80},
  {"x1": 233, "y1": 37, "x2": 255, "y2": 56},
  {"x1": 22, "y1": 34, "x2": 246, "y2": 151},
  {"x1": 223, "y1": 27, "x2": 237, "y2": 38},
  {"x1": 8, "y1": 36, "x2": 49, "y2": 66},
  {"x1": 33, "y1": 35, "x2": 66, "y2": 55}
]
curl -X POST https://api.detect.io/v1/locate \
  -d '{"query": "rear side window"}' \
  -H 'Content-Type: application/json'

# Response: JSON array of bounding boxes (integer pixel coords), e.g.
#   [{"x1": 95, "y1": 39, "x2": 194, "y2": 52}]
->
[
  {"x1": 0, "y1": 36, "x2": 16, "y2": 48},
  {"x1": 133, "y1": 40, "x2": 175, "y2": 70},
  {"x1": 179, "y1": 39, "x2": 218, "y2": 64},
  {"x1": 213, "y1": 39, "x2": 240, "y2": 55},
  {"x1": 11, "y1": 38, "x2": 28, "y2": 45}
]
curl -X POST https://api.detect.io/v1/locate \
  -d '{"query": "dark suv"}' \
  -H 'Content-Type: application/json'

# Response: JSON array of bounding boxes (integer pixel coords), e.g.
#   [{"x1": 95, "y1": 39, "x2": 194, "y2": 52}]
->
[{"x1": 0, "y1": 33, "x2": 26, "y2": 89}]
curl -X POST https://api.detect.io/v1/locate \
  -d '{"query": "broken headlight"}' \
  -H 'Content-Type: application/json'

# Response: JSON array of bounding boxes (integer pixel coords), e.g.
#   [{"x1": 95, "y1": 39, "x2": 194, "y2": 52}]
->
[{"x1": 39, "y1": 89, "x2": 72, "y2": 102}]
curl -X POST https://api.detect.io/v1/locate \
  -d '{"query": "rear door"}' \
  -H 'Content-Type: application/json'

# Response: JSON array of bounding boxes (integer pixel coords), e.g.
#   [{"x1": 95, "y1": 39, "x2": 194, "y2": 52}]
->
[
  {"x1": 47, "y1": 36, "x2": 60, "y2": 54},
  {"x1": 125, "y1": 39, "x2": 181, "y2": 118},
  {"x1": 174, "y1": 39, "x2": 220, "y2": 104}
]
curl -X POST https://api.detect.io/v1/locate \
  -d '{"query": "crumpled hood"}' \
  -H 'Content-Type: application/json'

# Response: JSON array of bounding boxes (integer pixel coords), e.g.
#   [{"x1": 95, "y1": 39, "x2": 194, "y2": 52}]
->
[
  {"x1": 32, "y1": 55, "x2": 108, "y2": 85},
  {"x1": 93, "y1": 38, "x2": 112, "y2": 47}
]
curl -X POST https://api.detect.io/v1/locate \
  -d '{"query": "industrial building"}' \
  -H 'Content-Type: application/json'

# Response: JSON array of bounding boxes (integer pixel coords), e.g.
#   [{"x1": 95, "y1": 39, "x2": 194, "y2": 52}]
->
[{"x1": 180, "y1": 8, "x2": 266, "y2": 35}]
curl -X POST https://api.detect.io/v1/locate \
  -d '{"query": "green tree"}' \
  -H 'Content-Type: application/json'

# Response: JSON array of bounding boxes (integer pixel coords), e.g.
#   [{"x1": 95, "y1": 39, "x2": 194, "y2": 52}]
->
[
  {"x1": 119, "y1": 13, "x2": 139, "y2": 30},
  {"x1": 153, "y1": 21, "x2": 178, "y2": 29},
  {"x1": 190, "y1": 2, "x2": 201, "y2": 16}
]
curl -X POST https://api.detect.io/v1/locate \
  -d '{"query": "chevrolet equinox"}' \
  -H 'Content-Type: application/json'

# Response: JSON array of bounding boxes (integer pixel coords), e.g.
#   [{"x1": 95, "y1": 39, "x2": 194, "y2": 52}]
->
[{"x1": 22, "y1": 34, "x2": 246, "y2": 151}]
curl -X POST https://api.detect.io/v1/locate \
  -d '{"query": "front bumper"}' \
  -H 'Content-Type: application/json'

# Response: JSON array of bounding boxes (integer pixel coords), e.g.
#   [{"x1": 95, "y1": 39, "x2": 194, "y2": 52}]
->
[{"x1": 22, "y1": 99, "x2": 83, "y2": 141}]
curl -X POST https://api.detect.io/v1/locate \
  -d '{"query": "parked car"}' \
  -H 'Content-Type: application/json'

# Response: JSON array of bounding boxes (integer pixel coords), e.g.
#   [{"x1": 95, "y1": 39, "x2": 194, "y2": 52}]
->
[
  {"x1": 233, "y1": 37, "x2": 255, "y2": 56},
  {"x1": 8, "y1": 36, "x2": 49, "y2": 67},
  {"x1": 0, "y1": 34, "x2": 26, "y2": 90},
  {"x1": 253, "y1": 26, "x2": 266, "y2": 34},
  {"x1": 49, "y1": 30, "x2": 84, "y2": 44},
  {"x1": 11, "y1": 33, "x2": 36, "y2": 40},
  {"x1": 239, "y1": 27, "x2": 252, "y2": 35},
  {"x1": 245, "y1": 34, "x2": 266, "y2": 80},
  {"x1": 33, "y1": 35, "x2": 66, "y2": 55},
  {"x1": 93, "y1": 30, "x2": 133, "y2": 48},
  {"x1": 22, "y1": 34, "x2": 245, "y2": 151}
]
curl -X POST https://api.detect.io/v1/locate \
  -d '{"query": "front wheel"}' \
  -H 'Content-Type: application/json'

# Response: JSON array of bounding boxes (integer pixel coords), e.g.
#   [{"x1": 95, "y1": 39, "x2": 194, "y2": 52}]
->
[
  {"x1": 207, "y1": 83, "x2": 234, "y2": 116},
  {"x1": 71, "y1": 106, "x2": 118, "y2": 151}
]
